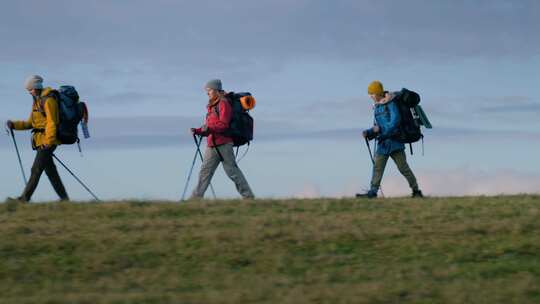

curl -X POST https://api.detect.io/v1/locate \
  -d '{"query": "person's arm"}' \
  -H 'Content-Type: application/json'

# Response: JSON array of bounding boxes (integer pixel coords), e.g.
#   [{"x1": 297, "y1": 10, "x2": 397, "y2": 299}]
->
[
  {"x1": 207, "y1": 100, "x2": 231, "y2": 133},
  {"x1": 11, "y1": 112, "x2": 33, "y2": 130},
  {"x1": 43, "y1": 96, "x2": 59, "y2": 146},
  {"x1": 378, "y1": 102, "x2": 400, "y2": 140}
]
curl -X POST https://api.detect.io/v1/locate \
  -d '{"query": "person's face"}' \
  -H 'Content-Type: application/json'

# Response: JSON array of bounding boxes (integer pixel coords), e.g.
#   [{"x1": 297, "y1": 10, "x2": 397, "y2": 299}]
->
[
  {"x1": 370, "y1": 94, "x2": 383, "y2": 103},
  {"x1": 28, "y1": 88, "x2": 38, "y2": 97},
  {"x1": 206, "y1": 88, "x2": 219, "y2": 99}
]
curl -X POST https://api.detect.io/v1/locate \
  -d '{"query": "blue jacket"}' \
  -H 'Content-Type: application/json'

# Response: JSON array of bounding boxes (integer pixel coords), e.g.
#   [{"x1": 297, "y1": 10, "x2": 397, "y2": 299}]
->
[{"x1": 365, "y1": 94, "x2": 405, "y2": 156}]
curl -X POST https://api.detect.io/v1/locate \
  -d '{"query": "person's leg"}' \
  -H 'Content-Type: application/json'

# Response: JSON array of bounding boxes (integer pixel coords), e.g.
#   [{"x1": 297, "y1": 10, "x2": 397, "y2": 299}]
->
[
  {"x1": 43, "y1": 147, "x2": 69, "y2": 200},
  {"x1": 20, "y1": 148, "x2": 49, "y2": 201},
  {"x1": 390, "y1": 150, "x2": 420, "y2": 192},
  {"x1": 370, "y1": 153, "x2": 390, "y2": 193},
  {"x1": 218, "y1": 143, "x2": 255, "y2": 199},
  {"x1": 191, "y1": 146, "x2": 221, "y2": 199}
]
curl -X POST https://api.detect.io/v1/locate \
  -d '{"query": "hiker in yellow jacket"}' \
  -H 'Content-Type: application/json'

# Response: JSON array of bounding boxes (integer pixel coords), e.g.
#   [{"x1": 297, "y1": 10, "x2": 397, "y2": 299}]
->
[{"x1": 6, "y1": 75, "x2": 68, "y2": 202}]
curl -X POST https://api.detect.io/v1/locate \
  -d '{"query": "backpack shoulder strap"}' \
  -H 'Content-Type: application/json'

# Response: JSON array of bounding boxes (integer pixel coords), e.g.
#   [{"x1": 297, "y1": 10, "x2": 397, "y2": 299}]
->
[
  {"x1": 35, "y1": 96, "x2": 47, "y2": 116},
  {"x1": 212, "y1": 97, "x2": 231, "y2": 118},
  {"x1": 213, "y1": 102, "x2": 220, "y2": 118},
  {"x1": 37, "y1": 90, "x2": 61, "y2": 117}
]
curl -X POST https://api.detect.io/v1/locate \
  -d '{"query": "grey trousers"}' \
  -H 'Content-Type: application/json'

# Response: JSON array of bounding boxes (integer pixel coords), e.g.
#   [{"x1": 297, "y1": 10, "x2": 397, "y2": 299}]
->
[
  {"x1": 371, "y1": 149, "x2": 419, "y2": 192},
  {"x1": 191, "y1": 143, "x2": 254, "y2": 199}
]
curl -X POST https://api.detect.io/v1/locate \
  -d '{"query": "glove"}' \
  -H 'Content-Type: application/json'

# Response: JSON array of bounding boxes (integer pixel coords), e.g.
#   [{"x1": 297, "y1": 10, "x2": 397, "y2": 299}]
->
[
  {"x1": 191, "y1": 127, "x2": 209, "y2": 137},
  {"x1": 6, "y1": 120, "x2": 14, "y2": 130},
  {"x1": 364, "y1": 128, "x2": 377, "y2": 141}
]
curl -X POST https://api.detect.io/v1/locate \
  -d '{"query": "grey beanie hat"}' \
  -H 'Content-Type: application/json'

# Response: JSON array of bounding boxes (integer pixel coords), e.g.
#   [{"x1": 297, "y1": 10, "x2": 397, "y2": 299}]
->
[
  {"x1": 24, "y1": 75, "x2": 44, "y2": 90},
  {"x1": 205, "y1": 79, "x2": 223, "y2": 91}
]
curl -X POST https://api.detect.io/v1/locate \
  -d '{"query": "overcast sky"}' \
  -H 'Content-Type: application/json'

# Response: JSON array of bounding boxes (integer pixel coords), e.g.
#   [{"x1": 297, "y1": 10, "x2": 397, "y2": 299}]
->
[{"x1": 1, "y1": 0, "x2": 539, "y2": 200}]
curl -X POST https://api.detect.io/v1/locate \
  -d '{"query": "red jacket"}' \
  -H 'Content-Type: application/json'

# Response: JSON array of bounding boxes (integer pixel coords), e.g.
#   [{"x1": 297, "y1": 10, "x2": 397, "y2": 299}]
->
[{"x1": 198, "y1": 97, "x2": 233, "y2": 147}]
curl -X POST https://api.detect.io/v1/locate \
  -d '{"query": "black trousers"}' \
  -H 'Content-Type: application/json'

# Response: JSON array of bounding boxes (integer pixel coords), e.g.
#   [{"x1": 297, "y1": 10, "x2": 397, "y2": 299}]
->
[{"x1": 20, "y1": 146, "x2": 68, "y2": 201}]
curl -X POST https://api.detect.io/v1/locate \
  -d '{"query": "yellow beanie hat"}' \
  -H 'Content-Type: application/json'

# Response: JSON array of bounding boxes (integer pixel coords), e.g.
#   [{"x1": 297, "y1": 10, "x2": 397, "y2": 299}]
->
[{"x1": 367, "y1": 81, "x2": 384, "y2": 96}]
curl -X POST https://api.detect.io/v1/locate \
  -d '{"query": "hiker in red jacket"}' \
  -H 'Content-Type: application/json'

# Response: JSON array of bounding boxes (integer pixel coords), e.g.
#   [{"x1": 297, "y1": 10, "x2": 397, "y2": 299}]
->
[{"x1": 190, "y1": 79, "x2": 255, "y2": 199}]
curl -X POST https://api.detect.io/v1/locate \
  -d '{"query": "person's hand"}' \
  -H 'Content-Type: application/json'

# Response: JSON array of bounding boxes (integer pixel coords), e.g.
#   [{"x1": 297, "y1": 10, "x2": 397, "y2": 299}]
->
[
  {"x1": 373, "y1": 125, "x2": 380, "y2": 133},
  {"x1": 6, "y1": 120, "x2": 14, "y2": 130},
  {"x1": 191, "y1": 128, "x2": 206, "y2": 136},
  {"x1": 192, "y1": 125, "x2": 209, "y2": 136},
  {"x1": 362, "y1": 130, "x2": 368, "y2": 138}
]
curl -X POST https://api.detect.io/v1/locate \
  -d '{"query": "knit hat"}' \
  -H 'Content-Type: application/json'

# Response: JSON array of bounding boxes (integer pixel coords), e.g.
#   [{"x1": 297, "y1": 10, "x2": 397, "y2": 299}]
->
[
  {"x1": 367, "y1": 80, "x2": 384, "y2": 96},
  {"x1": 24, "y1": 75, "x2": 44, "y2": 90},
  {"x1": 205, "y1": 79, "x2": 223, "y2": 91}
]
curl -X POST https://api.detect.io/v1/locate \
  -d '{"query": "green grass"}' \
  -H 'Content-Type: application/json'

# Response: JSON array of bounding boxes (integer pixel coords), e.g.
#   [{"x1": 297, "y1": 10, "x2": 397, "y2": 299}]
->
[{"x1": 1, "y1": 195, "x2": 539, "y2": 303}]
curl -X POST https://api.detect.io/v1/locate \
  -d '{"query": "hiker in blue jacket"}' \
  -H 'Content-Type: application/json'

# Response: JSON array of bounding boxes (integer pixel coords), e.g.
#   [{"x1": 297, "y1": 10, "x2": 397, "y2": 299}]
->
[{"x1": 356, "y1": 81, "x2": 423, "y2": 199}]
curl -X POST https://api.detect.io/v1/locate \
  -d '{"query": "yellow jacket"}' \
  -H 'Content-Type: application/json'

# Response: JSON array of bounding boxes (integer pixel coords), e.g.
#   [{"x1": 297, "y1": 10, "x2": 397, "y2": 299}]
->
[{"x1": 13, "y1": 87, "x2": 61, "y2": 148}]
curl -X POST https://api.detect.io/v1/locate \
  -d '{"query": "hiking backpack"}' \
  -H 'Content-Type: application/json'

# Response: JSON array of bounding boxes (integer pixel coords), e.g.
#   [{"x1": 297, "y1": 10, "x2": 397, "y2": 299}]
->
[
  {"x1": 215, "y1": 92, "x2": 256, "y2": 147},
  {"x1": 40, "y1": 86, "x2": 89, "y2": 145},
  {"x1": 392, "y1": 88, "x2": 432, "y2": 153}
]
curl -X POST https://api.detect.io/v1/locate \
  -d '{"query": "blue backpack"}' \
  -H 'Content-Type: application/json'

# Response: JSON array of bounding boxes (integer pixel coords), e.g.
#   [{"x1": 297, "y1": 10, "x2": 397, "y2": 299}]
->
[{"x1": 42, "y1": 86, "x2": 87, "y2": 145}]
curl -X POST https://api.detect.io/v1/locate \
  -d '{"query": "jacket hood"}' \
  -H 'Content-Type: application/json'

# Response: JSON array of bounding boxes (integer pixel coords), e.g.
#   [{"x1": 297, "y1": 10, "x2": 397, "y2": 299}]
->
[
  {"x1": 374, "y1": 91, "x2": 401, "y2": 106},
  {"x1": 40, "y1": 87, "x2": 54, "y2": 97}
]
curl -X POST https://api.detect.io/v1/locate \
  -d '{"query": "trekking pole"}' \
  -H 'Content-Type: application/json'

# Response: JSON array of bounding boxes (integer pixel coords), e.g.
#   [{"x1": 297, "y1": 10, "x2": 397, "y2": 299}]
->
[
  {"x1": 365, "y1": 138, "x2": 384, "y2": 198},
  {"x1": 52, "y1": 154, "x2": 100, "y2": 201},
  {"x1": 365, "y1": 137, "x2": 375, "y2": 165},
  {"x1": 7, "y1": 128, "x2": 27, "y2": 185},
  {"x1": 181, "y1": 135, "x2": 201, "y2": 201},
  {"x1": 193, "y1": 134, "x2": 217, "y2": 199}
]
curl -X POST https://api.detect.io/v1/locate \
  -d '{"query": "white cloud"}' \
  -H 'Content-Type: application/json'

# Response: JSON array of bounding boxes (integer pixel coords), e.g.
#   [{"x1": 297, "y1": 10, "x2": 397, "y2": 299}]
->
[
  {"x1": 418, "y1": 169, "x2": 540, "y2": 197},
  {"x1": 336, "y1": 168, "x2": 540, "y2": 198},
  {"x1": 1, "y1": 1, "x2": 538, "y2": 67},
  {"x1": 292, "y1": 183, "x2": 321, "y2": 199}
]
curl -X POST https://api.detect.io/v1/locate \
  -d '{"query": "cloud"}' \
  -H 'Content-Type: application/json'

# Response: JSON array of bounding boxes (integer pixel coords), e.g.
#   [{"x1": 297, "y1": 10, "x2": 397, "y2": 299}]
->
[
  {"x1": 1, "y1": 0, "x2": 538, "y2": 70},
  {"x1": 334, "y1": 168, "x2": 540, "y2": 198},
  {"x1": 94, "y1": 91, "x2": 175, "y2": 105},
  {"x1": 416, "y1": 169, "x2": 540, "y2": 197},
  {"x1": 466, "y1": 96, "x2": 540, "y2": 114},
  {"x1": 479, "y1": 103, "x2": 540, "y2": 114},
  {"x1": 2, "y1": 1, "x2": 537, "y2": 132},
  {"x1": 0, "y1": 115, "x2": 307, "y2": 150},
  {"x1": 2, "y1": 113, "x2": 539, "y2": 150},
  {"x1": 266, "y1": 93, "x2": 540, "y2": 134},
  {"x1": 421, "y1": 94, "x2": 540, "y2": 130},
  {"x1": 292, "y1": 183, "x2": 321, "y2": 199}
]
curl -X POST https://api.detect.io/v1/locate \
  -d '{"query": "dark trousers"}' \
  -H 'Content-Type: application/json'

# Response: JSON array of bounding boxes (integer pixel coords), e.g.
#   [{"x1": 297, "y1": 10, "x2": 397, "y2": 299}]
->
[{"x1": 20, "y1": 146, "x2": 68, "y2": 201}]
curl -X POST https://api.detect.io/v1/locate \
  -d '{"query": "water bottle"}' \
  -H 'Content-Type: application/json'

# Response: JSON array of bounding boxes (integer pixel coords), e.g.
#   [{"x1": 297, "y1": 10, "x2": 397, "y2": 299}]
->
[{"x1": 81, "y1": 122, "x2": 90, "y2": 139}]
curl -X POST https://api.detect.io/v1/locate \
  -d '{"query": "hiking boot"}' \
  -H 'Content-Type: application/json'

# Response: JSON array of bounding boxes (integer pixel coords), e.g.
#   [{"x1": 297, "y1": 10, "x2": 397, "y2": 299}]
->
[
  {"x1": 412, "y1": 190, "x2": 424, "y2": 198},
  {"x1": 355, "y1": 190, "x2": 377, "y2": 199},
  {"x1": 186, "y1": 196, "x2": 205, "y2": 202},
  {"x1": 5, "y1": 196, "x2": 28, "y2": 204}
]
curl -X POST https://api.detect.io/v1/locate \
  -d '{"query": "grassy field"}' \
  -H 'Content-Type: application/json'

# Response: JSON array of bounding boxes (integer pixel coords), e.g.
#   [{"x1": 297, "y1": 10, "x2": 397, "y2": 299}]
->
[{"x1": 1, "y1": 195, "x2": 539, "y2": 304}]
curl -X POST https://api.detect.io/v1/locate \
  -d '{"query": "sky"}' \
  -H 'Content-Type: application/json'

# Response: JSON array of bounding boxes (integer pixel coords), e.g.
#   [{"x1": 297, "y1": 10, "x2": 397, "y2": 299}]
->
[{"x1": 1, "y1": 0, "x2": 539, "y2": 201}]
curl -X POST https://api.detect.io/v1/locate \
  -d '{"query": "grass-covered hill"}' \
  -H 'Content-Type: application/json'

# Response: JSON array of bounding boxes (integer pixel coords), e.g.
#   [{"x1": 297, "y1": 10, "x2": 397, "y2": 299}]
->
[{"x1": 1, "y1": 195, "x2": 539, "y2": 304}]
